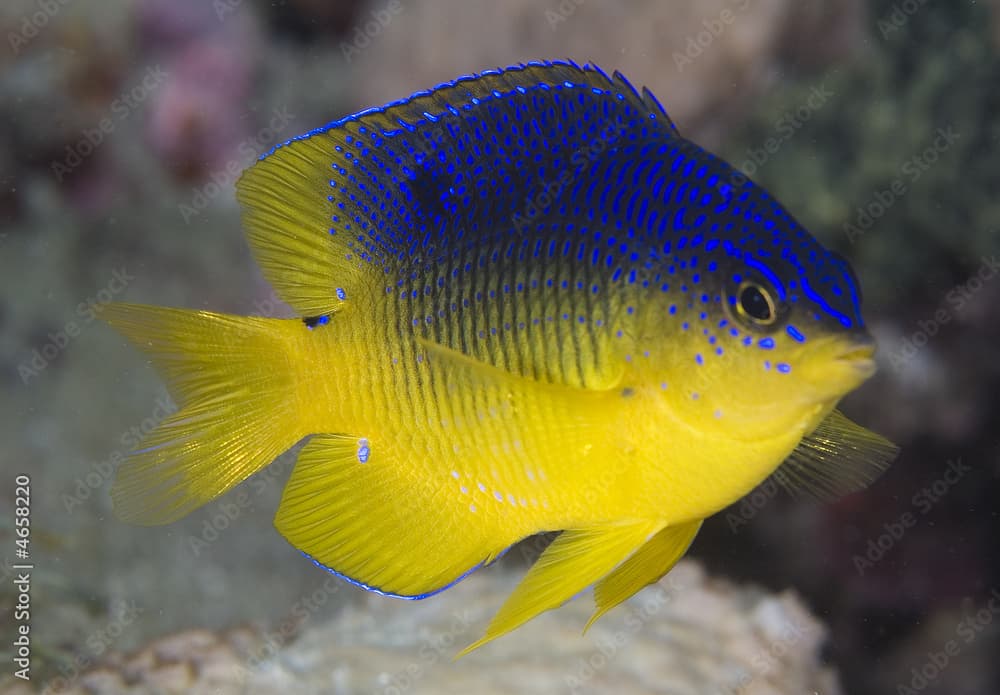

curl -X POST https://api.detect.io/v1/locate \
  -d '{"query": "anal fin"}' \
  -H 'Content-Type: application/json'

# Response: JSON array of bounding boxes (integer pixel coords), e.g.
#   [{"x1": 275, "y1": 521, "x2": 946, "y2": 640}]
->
[
  {"x1": 586, "y1": 520, "x2": 701, "y2": 630},
  {"x1": 457, "y1": 521, "x2": 660, "y2": 656}
]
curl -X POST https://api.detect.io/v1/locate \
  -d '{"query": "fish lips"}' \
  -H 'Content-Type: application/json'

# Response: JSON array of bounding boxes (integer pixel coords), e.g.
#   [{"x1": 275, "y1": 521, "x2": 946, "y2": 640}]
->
[{"x1": 834, "y1": 331, "x2": 878, "y2": 379}]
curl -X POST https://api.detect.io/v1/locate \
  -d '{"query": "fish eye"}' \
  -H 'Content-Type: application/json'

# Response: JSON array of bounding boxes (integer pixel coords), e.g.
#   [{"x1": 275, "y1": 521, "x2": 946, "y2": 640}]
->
[{"x1": 736, "y1": 281, "x2": 777, "y2": 326}]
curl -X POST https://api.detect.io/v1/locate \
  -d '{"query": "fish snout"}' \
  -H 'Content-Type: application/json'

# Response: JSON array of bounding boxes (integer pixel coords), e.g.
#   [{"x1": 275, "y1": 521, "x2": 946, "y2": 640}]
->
[{"x1": 834, "y1": 331, "x2": 877, "y2": 377}]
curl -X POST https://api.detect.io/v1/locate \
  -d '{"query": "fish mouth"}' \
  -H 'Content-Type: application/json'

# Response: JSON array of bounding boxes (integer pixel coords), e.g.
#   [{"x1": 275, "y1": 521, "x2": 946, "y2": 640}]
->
[{"x1": 835, "y1": 332, "x2": 877, "y2": 376}]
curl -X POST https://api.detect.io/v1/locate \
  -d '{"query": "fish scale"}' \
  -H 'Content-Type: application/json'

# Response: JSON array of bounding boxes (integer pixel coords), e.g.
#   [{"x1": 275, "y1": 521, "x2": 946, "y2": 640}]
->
[{"x1": 98, "y1": 60, "x2": 896, "y2": 656}]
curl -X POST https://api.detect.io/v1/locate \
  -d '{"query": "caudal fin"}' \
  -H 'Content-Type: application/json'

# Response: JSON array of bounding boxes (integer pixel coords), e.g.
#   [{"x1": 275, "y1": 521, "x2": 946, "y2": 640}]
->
[{"x1": 99, "y1": 304, "x2": 307, "y2": 525}]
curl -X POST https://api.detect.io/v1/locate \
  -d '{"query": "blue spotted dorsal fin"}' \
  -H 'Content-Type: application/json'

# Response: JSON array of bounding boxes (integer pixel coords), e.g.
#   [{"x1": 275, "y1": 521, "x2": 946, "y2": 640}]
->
[{"x1": 235, "y1": 61, "x2": 678, "y2": 316}]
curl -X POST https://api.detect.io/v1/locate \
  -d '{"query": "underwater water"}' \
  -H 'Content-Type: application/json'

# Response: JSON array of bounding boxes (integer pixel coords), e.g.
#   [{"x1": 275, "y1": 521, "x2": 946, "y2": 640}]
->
[{"x1": 1, "y1": 0, "x2": 998, "y2": 693}]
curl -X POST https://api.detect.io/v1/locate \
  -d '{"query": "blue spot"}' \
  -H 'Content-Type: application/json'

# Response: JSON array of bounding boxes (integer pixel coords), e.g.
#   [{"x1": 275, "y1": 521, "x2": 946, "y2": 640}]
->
[
  {"x1": 336, "y1": 287, "x2": 347, "y2": 301},
  {"x1": 786, "y1": 325, "x2": 805, "y2": 342},
  {"x1": 695, "y1": 354, "x2": 703, "y2": 365},
  {"x1": 776, "y1": 362, "x2": 792, "y2": 373},
  {"x1": 759, "y1": 337, "x2": 775, "y2": 349},
  {"x1": 357, "y1": 438, "x2": 370, "y2": 463}
]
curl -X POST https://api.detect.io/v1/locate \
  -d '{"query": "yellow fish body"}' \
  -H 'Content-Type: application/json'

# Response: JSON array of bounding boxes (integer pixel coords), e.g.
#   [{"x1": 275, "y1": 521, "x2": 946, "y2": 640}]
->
[{"x1": 100, "y1": 61, "x2": 897, "y2": 653}]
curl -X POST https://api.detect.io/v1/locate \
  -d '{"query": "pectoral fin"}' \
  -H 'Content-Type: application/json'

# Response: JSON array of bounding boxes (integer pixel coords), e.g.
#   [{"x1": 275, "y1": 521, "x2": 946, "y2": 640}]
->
[
  {"x1": 457, "y1": 521, "x2": 660, "y2": 656},
  {"x1": 774, "y1": 409, "x2": 898, "y2": 501},
  {"x1": 586, "y1": 519, "x2": 701, "y2": 630}
]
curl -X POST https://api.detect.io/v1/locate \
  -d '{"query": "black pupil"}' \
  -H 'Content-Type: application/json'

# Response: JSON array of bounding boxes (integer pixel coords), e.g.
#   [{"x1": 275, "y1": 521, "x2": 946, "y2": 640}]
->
[{"x1": 740, "y1": 285, "x2": 771, "y2": 321}]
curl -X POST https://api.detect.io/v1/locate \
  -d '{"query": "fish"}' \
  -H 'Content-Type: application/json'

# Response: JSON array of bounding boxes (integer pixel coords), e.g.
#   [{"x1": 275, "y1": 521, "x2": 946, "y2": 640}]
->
[{"x1": 98, "y1": 60, "x2": 898, "y2": 655}]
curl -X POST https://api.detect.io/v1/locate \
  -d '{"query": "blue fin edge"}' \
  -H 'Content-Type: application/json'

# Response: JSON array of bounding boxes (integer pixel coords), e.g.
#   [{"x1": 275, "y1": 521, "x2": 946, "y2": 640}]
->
[
  {"x1": 259, "y1": 59, "x2": 673, "y2": 160},
  {"x1": 300, "y1": 545, "x2": 511, "y2": 601}
]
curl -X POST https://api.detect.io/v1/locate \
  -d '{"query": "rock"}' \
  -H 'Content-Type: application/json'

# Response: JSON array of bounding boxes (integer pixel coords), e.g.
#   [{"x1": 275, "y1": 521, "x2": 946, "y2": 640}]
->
[{"x1": 20, "y1": 561, "x2": 842, "y2": 694}]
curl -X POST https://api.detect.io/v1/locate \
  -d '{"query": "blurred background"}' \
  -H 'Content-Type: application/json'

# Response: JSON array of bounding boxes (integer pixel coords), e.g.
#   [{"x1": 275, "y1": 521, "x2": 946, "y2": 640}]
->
[{"x1": 1, "y1": 0, "x2": 998, "y2": 693}]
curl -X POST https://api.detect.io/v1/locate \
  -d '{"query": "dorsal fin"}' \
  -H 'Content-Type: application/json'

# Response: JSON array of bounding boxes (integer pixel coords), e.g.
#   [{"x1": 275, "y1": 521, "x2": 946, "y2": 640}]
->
[{"x1": 235, "y1": 60, "x2": 678, "y2": 317}]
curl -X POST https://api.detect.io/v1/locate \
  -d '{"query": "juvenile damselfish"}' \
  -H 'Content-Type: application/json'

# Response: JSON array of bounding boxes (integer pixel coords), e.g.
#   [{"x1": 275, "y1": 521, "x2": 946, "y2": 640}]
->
[{"x1": 100, "y1": 61, "x2": 898, "y2": 654}]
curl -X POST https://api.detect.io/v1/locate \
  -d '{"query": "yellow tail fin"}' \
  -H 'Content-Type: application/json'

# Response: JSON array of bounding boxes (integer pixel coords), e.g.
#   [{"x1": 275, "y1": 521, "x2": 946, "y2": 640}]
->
[{"x1": 98, "y1": 303, "x2": 307, "y2": 525}]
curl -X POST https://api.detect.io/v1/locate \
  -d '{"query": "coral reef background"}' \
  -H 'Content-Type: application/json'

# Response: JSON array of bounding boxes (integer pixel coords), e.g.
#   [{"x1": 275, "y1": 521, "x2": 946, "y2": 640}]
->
[{"x1": 1, "y1": 0, "x2": 998, "y2": 693}]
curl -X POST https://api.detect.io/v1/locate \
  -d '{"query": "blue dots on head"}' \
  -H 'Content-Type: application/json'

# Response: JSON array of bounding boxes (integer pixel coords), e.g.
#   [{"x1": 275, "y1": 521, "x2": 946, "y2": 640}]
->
[
  {"x1": 786, "y1": 325, "x2": 805, "y2": 342},
  {"x1": 758, "y1": 337, "x2": 775, "y2": 350},
  {"x1": 357, "y1": 438, "x2": 370, "y2": 463}
]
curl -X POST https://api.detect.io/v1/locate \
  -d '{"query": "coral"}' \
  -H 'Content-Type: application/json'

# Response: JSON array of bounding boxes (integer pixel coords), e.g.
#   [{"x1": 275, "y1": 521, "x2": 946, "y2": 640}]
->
[{"x1": 7, "y1": 562, "x2": 842, "y2": 695}]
